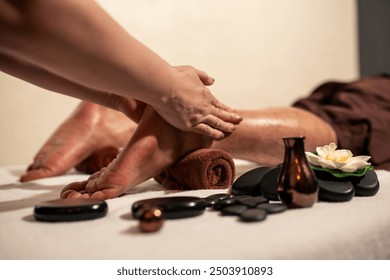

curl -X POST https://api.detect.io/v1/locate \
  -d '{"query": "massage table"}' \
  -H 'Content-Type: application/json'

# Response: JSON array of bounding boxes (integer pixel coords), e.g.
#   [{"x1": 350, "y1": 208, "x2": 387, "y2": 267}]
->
[{"x1": 1, "y1": 161, "x2": 390, "y2": 260}]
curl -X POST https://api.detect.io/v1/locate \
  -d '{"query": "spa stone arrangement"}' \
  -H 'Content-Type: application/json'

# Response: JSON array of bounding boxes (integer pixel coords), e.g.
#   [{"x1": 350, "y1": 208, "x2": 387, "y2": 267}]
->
[
  {"x1": 131, "y1": 193, "x2": 288, "y2": 232},
  {"x1": 130, "y1": 137, "x2": 379, "y2": 232},
  {"x1": 33, "y1": 138, "x2": 380, "y2": 234}
]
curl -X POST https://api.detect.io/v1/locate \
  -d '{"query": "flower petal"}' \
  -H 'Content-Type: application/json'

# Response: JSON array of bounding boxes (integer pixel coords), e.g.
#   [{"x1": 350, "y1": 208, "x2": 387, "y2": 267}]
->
[
  {"x1": 333, "y1": 149, "x2": 352, "y2": 162},
  {"x1": 305, "y1": 152, "x2": 322, "y2": 166},
  {"x1": 309, "y1": 142, "x2": 371, "y2": 173},
  {"x1": 329, "y1": 142, "x2": 337, "y2": 151},
  {"x1": 351, "y1": 155, "x2": 371, "y2": 162},
  {"x1": 340, "y1": 164, "x2": 359, "y2": 173},
  {"x1": 317, "y1": 158, "x2": 338, "y2": 169},
  {"x1": 339, "y1": 159, "x2": 371, "y2": 172},
  {"x1": 316, "y1": 147, "x2": 327, "y2": 159}
]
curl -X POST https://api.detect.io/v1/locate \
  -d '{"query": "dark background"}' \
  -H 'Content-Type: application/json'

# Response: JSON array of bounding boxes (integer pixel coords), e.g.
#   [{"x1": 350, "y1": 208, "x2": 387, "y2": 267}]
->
[{"x1": 358, "y1": 0, "x2": 390, "y2": 76}]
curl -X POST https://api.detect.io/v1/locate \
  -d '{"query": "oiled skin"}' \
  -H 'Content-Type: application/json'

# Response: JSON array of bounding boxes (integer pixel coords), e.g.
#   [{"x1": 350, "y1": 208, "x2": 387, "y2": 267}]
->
[
  {"x1": 0, "y1": 0, "x2": 241, "y2": 139},
  {"x1": 21, "y1": 102, "x2": 336, "y2": 200}
]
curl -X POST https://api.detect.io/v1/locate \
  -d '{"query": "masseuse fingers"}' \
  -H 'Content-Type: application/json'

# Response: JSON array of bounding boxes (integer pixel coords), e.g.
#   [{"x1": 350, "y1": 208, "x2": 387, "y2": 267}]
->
[
  {"x1": 212, "y1": 105, "x2": 243, "y2": 126},
  {"x1": 175, "y1": 65, "x2": 215, "y2": 86},
  {"x1": 211, "y1": 96, "x2": 242, "y2": 116},
  {"x1": 193, "y1": 68, "x2": 215, "y2": 86},
  {"x1": 192, "y1": 123, "x2": 225, "y2": 139}
]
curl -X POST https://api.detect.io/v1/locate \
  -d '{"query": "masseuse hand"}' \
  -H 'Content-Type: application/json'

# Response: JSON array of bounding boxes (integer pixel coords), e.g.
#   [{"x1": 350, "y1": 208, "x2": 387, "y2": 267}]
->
[
  {"x1": 17, "y1": 64, "x2": 230, "y2": 182},
  {"x1": 153, "y1": 65, "x2": 242, "y2": 139},
  {"x1": 0, "y1": 0, "x2": 242, "y2": 140}
]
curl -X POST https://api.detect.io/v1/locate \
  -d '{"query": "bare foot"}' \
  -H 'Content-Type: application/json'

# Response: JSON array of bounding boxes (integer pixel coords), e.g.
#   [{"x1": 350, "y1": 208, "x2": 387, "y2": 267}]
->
[
  {"x1": 20, "y1": 102, "x2": 136, "y2": 182},
  {"x1": 61, "y1": 106, "x2": 213, "y2": 200}
]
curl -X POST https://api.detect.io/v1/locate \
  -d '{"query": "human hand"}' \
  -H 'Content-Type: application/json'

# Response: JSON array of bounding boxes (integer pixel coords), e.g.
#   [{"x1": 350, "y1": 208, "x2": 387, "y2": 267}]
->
[
  {"x1": 20, "y1": 102, "x2": 136, "y2": 182},
  {"x1": 153, "y1": 66, "x2": 242, "y2": 139}
]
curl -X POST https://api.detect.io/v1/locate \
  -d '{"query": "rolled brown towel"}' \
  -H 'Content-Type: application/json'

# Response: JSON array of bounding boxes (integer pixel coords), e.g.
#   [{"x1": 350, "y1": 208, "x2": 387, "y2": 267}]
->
[{"x1": 155, "y1": 148, "x2": 235, "y2": 191}]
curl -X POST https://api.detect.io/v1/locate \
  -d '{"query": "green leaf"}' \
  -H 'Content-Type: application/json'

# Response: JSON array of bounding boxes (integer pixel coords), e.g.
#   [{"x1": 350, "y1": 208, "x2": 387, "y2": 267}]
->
[{"x1": 310, "y1": 165, "x2": 373, "y2": 178}]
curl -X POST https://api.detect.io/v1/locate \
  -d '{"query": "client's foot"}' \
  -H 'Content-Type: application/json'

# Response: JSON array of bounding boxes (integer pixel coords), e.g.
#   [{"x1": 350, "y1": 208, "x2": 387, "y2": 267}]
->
[
  {"x1": 20, "y1": 102, "x2": 135, "y2": 182},
  {"x1": 61, "y1": 106, "x2": 213, "y2": 200}
]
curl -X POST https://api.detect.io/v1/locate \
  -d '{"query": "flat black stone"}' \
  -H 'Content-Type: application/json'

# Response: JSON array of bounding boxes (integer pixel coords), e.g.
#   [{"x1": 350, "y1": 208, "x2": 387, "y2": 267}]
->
[
  {"x1": 220, "y1": 205, "x2": 248, "y2": 216},
  {"x1": 239, "y1": 209, "x2": 268, "y2": 222},
  {"x1": 231, "y1": 166, "x2": 271, "y2": 196},
  {"x1": 256, "y1": 203, "x2": 288, "y2": 214},
  {"x1": 259, "y1": 167, "x2": 281, "y2": 201},
  {"x1": 237, "y1": 196, "x2": 269, "y2": 208},
  {"x1": 231, "y1": 195, "x2": 253, "y2": 203},
  {"x1": 132, "y1": 196, "x2": 206, "y2": 219},
  {"x1": 351, "y1": 170, "x2": 380, "y2": 196},
  {"x1": 34, "y1": 198, "x2": 108, "y2": 222},
  {"x1": 317, "y1": 177, "x2": 354, "y2": 202},
  {"x1": 204, "y1": 193, "x2": 231, "y2": 207},
  {"x1": 212, "y1": 198, "x2": 236, "y2": 210}
]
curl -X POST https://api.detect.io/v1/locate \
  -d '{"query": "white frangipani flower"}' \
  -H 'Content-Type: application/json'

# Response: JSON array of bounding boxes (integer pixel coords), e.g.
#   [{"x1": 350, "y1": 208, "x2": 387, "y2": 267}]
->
[{"x1": 305, "y1": 142, "x2": 371, "y2": 173}]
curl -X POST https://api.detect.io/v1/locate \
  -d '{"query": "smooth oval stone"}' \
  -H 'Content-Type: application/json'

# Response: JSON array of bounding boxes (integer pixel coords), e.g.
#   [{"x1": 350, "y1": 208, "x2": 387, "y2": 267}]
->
[
  {"x1": 204, "y1": 193, "x2": 231, "y2": 207},
  {"x1": 231, "y1": 166, "x2": 271, "y2": 196},
  {"x1": 34, "y1": 198, "x2": 108, "y2": 222},
  {"x1": 352, "y1": 170, "x2": 380, "y2": 196},
  {"x1": 237, "y1": 196, "x2": 269, "y2": 208},
  {"x1": 259, "y1": 167, "x2": 281, "y2": 201},
  {"x1": 256, "y1": 203, "x2": 288, "y2": 214},
  {"x1": 240, "y1": 209, "x2": 268, "y2": 222},
  {"x1": 212, "y1": 198, "x2": 236, "y2": 210},
  {"x1": 231, "y1": 195, "x2": 253, "y2": 203},
  {"x1": 132, "y1": 196, "x2": 206, "y2": 219},
  {"x1": 317, "y1": 178, "x2": 354, "y2": 202},
  {"x1": 220, "y1": 205, "x2": 248, "y2": 216}
]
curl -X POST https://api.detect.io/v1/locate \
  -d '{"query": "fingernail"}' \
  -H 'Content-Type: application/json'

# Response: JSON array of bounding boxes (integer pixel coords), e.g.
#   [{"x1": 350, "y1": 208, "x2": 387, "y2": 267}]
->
[{"x1": 216, "y1": 131, "x2": 225, "y2": 139}]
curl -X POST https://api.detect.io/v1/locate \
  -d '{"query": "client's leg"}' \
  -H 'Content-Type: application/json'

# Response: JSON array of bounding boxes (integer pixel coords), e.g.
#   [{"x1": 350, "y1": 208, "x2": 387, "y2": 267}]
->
[
  {"x1": 212, "y1": 107, "x2": 337, "y2": 165},
  {"x1": 61, "y1": 105, "x2": 212, "y2": 199},
  {"x1": 61, "y1": 106, "x2": 336, "y2": 199},
  {"x1": 20, "y1": 102, "x2": 136, "y2": 182}
]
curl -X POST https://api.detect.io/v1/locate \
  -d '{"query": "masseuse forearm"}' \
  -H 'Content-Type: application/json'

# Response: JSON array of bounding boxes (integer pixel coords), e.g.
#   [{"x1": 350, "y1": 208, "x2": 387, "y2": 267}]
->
[
  {"x1": 0, "y1": 52, "x2": 145, "y2": 123},
  {"x1": 0, "y1": 0, "x2": 173, "y2": 106}
]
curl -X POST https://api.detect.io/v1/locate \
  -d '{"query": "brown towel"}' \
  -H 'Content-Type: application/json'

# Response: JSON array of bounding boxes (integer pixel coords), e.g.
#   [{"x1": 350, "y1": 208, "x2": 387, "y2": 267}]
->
[
  {"x1": 155, "y1": 148, "x2": 235, "y2": 191},
  {"x1": 293, "y1": 74, "x2": 390, "y2": 170}
]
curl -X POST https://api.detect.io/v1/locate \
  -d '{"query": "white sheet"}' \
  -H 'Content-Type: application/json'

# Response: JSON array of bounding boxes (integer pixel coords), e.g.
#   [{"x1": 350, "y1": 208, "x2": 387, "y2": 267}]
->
[{"x1": 1, "y1": 162, "x2": 390, "y2": 260}]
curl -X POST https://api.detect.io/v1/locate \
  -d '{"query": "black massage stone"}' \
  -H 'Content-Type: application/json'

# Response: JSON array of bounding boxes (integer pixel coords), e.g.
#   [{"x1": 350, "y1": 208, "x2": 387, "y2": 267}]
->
[
  {"x1": 231, "y1": 195, "x2": 254, "y2": 203},
  {"x1": 239, "y1": 209, "x2": 268, "y2": 222},
  {"x1": 132, "y1": 196, "x2": 206, "y2": 219},
  {"x1": 204, "y1": 193, "x2": 231, "y2": 207},
  {"x1": 231, "y1": 166, "x2": 271, "y2": 196},
  {"x1": 317, "y1": 177, "x2": 355, "y2": 202},
  {"x1": 220, "y1": 205, "x2": 248, "y2": 216},
  {"x1": 256, "y1": 203, "x2": 288, "y2": 214},
  {"x1": 237, "y1": 196, "x2": 269, "y2": 208},
  {"x1": 34, "y1": 198, "x2": 108, "y2": 222},
  {"x1": 259, "y1": 167, "x2": 281, "y2": 201},
  {"x1": 212, "y1": 198, "x2": 237, "y2": 210},
  {"x1": 351, "y1": 170, "x2": 380, "y2": 196}
]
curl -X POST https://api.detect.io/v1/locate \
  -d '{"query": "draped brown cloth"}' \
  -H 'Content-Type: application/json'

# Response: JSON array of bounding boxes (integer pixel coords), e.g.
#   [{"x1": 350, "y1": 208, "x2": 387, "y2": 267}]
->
[
  {"x1": 74, "y1": 147, "x2": 236, "y2": 190},
  {"x1": 155, "y1": 148, "x2": 236, "y2": 191},
  {"x1": 293, "y1": 74, "x2": 390, "y2": 170}
]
